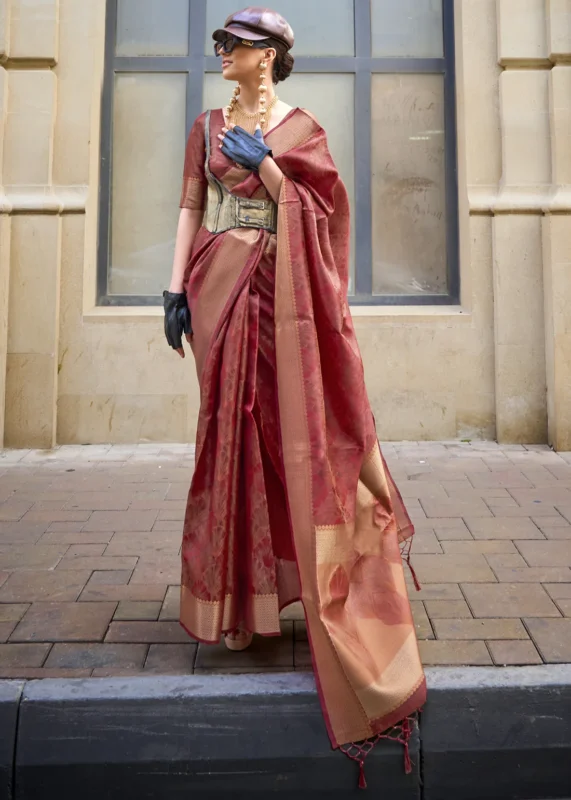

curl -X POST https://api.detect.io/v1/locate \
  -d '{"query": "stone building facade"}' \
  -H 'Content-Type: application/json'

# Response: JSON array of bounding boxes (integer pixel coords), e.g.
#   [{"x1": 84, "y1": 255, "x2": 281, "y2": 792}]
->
[{"x1": 0, "y1": 0, "x2": 570, "y2": 448}]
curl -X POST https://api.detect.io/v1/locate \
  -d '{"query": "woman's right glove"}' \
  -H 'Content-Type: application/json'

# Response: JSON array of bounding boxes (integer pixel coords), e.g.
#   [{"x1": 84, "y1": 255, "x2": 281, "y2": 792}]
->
[
  {"x1": 221, "y1": 126, "x2": 272, "y2": 171},
  {"x1": 163, "y1": 290, "x2": 192, "y2": 350}
]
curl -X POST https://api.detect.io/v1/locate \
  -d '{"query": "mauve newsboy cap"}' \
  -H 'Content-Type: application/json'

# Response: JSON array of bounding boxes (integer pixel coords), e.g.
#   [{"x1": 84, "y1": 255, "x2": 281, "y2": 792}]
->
[{"x1": 212, "y1": 6, "x2": 294, "y2": 50}]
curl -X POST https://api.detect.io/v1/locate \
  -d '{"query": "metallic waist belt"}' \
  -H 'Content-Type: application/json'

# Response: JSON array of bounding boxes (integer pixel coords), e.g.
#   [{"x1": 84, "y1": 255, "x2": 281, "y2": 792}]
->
[{"x1": 204, "y1": 182, "x2": 278, "y2": 235}]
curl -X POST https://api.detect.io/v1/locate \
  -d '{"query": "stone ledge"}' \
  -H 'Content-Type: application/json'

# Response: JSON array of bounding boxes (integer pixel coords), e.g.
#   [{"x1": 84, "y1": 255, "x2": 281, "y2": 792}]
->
[
  {"x1": 0, "y1": 187, "x2": 88, "y2": 214},
  {"x1": 468, "y1": 186, "x2": 571, "y2": 214},
  {"x1": 497, "y1": 58, "x2": 553, "y2": 69},
  {"x1": 0, "y1": 58, "x2": 57, "y2": 68},
  {"x1": 0, "y1": 666, "x2": 570, "y2": 799},
  {"x1": 82, "y1": 305, "x2": 473, "y2": 324}
]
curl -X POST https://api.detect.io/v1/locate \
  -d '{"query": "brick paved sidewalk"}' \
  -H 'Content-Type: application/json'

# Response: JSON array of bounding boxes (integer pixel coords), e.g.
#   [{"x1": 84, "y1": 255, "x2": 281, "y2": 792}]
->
[{"x1": 0, "y1": 441, "x2": 570, "y2": 679}]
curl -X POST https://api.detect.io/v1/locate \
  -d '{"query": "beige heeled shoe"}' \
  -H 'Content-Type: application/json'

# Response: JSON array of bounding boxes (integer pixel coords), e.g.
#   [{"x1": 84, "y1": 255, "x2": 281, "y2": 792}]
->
[{"x1": 224, "y1": 628, "x2": 253, "y2": 651}]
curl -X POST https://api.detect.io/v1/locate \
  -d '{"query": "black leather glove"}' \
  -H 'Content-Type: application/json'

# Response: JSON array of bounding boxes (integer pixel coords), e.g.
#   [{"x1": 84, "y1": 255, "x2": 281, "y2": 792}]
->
[
  {"x1": 163, "y1": 290, "x2": 192, "y2": 350},
  {"x1": 221, "y1": 126, "x2": 272, "y2": 171}
]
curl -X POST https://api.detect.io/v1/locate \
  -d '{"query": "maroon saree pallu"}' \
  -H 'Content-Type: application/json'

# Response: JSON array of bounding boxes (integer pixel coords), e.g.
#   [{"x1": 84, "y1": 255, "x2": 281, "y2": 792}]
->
[{"x1": 179, "y1": 108, "x2": 426, "y2": 775}]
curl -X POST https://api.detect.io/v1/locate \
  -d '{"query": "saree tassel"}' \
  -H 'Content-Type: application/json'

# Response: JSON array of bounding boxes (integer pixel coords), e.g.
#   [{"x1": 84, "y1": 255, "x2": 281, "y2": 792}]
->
[
  {"x1": 341, "y1": 716, "x2": 417, "y2": 788},
  {"x1": 358, "y1": 759, "x2": 368, "y2": 790},
  {"x1": 407, "y1": 554, "x2": 422, "y2": 592},
  {"x1": 401, "y1": 538, "x2": 422, "y2": 591},
  {"x1": 340, "y1": 739, "x2": 379, "y2": 790},
  {"x1": 402, "y1": 717, "x2": 413, "y2": 774},
  {"x1": 404, "y1": 741, "x2": 412, "y2": 774}
]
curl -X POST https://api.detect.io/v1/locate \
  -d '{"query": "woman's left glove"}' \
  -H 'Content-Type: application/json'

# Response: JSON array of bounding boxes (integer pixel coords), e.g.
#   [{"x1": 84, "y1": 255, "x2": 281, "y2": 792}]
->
[
  {"x1": 221, "y1": 126, "x2": 272, "y2": 171},
  {"x1": 163, "y1": 290, "x2": 192, "y2": 350}
]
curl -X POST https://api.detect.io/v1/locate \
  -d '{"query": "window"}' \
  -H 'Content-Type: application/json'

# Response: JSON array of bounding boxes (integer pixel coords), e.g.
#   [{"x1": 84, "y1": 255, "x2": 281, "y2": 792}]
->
[{"x1": 98, "y1": 0, "x2": 458, "y2": 305}]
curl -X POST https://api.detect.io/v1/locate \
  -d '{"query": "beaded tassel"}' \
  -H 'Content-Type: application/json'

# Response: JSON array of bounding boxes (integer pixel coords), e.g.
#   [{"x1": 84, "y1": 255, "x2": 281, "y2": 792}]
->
[
  {"x1": 225, "y1": 84, "x2": 240, "y2": 118},
  {"x1": 259, "y1": 59, "x2": 268, "y2": 128}
]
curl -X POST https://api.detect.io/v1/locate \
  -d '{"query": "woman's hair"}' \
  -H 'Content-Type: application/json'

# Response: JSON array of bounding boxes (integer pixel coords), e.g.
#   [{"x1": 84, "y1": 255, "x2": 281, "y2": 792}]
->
[{"x1": 262, "y1": 37, "x2": 294, "y2": 84}]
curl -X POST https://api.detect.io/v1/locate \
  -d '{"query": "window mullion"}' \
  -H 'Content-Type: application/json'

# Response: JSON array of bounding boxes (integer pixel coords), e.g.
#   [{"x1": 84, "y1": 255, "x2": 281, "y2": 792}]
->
[
  {"x1": 187, "y1": 0, "x2": 207, "y2": 132},
  {"x1": 354, "y1": 68, "x2": 373, "y2": 297},
  {"x1": 353, "y1": 0, "x2": 373, "y2": 297},
  {"x1": 355, "y1": 0, "x2": 371, "y2": 57},
  {"x1": 97, "y1": 0, "x2": 119, "y2": 304},
  {"x1": 442, "y1": 0, "x2": 460, "y2": 303}
]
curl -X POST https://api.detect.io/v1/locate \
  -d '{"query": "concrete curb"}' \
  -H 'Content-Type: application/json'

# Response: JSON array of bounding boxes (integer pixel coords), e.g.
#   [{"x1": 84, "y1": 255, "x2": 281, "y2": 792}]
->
[
  {"x1": 0, "y1": 682, "x2": 23, "y2": 800},
  {"x1": 14, "y1": 673, "x2": 419, "y2": 799},
  {"x1": 422, "y1": 665, "x2": 571, "y2": 800},
  {"x1": 1, "y1": 666, "x2": 570, "y2": 799}
]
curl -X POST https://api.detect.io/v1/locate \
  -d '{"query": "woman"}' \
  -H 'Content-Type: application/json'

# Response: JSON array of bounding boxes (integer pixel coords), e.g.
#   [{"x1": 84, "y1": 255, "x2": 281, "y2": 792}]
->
[{"x1": 163, "y1": 6, "x2": 426, "y2": 785}]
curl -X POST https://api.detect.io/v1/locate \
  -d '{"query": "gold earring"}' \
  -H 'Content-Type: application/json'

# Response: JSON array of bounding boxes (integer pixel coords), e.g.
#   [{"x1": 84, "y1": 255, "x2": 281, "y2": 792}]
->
[
  {"x1": 225, "y1": 83, "x2": 240, "y2": 118},
  {"x1": 259, "y1": 61, "x2": 267, "y2": 128}
]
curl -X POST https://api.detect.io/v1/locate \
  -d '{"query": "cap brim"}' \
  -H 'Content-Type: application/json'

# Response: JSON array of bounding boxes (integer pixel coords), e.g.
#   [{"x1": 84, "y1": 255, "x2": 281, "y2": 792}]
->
[{"x1": 212, "y1": 24, "x2": 268, "y2": 42}]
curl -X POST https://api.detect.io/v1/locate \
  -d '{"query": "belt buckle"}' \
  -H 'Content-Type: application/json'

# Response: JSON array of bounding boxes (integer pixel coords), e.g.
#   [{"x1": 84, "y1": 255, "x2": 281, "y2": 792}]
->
[{"x1": 237, "y1": 197, "x2": 269, "y2": 229}]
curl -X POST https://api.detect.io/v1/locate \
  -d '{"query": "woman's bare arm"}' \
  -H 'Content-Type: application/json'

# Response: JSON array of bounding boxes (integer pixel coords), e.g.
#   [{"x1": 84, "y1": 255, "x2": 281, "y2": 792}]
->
[
  {"x1": 258, "y1": 155, "x2": 284, "y2": 204},
  {"x1": 169, "y1": 208, "x2": 203, "y2": 293}
]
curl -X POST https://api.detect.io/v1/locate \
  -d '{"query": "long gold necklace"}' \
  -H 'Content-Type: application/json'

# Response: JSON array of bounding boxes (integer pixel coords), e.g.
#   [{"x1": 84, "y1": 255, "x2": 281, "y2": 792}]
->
[
  {"x1": 229, "y1": 95, "x2": 279, "y2": 134},
  {"x1": 225, "y1": 57, "x2": 278, "y2": 135}
]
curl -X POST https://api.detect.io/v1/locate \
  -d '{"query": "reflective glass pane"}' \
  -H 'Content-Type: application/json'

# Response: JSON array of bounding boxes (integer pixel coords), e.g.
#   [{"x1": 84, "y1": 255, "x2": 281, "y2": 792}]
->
[
  {"x1": 110, "y1": 73, "x2": 186, "y2": 296},
  {"x1": 116, "y1": 0, "x2": 189, "y2": 57},
  {"x1": 205, "y1": 0, "x2": 355, "y2": 56},
  {"x1": 204, "y1": 72, "x2": 356, "y2": 285},
  {"x1": 371, "y1": 0, "x2": 443, "y2": 57},
  {"x1": 371, "y1": 74, "x2": 447, "y2": 296}
]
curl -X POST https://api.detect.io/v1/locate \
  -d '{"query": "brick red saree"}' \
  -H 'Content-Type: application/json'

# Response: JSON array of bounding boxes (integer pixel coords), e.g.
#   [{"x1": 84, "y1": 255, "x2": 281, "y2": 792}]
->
[{"x1": 180, "y1": 108, "x2": 426, "y2": 768}]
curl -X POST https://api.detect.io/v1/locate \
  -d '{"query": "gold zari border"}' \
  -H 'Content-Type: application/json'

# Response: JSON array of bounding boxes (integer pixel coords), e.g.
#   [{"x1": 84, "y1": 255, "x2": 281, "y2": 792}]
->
[
  {"x1": 180, "y1": 586, "x2": 280, "y2": 642},
  {"x1": 180, "y1": 176, "x2": 205, "y2": 211}
]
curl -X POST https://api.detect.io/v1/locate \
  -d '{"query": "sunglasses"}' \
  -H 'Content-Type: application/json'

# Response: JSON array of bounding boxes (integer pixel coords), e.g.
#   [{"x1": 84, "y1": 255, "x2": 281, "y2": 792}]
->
[{"x1": 214, "y1": 35, "x2": 268, "y2": 57}]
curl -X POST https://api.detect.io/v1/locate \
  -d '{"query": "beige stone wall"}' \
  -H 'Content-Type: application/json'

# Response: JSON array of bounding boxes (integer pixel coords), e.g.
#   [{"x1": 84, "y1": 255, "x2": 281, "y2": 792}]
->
[
  {"x1": 0, "y1": 0, "x2": 570, "y2": 447},
  {"x1": 0, "y1": 0, "x2": 197, "y2": 448}
]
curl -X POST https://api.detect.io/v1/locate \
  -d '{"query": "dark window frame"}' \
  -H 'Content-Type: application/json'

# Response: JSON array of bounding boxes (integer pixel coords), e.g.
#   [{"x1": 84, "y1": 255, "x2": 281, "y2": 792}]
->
[{"x1": 98, "y1": 0, "x2": 459, "y2": 306}]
